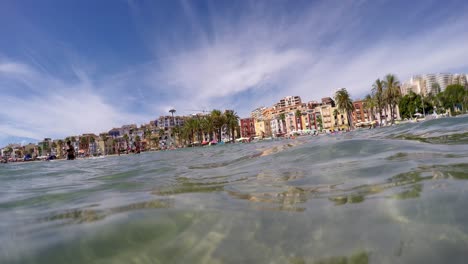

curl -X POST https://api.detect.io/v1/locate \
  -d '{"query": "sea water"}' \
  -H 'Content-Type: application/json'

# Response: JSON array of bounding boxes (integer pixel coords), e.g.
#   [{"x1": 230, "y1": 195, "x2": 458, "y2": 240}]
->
[{"x1": 1, "y1": 116, "x2": 468, "y2": 264}]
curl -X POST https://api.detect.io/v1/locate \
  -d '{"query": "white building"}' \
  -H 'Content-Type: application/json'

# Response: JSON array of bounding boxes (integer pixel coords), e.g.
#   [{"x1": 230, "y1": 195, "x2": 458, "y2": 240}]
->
[
  {"x1": 402, "y1": 73, "x2": 467, "y2": 96},
  {"x1": 270, "y1": 118, "x2": 285, "y2": 136},
  {"x1": 251, "y1": 106, "x2": 266, "y2": 120},
  {"x1": 401, "y1": 75, "x2": 424, "y2": 95},
  {"x1": 436, "y1": 73, "x2": 452, "y2": 92},
  {"x1": 280, "y1": 96, "x2": 302, "y2": 108},
  {"x1": 452, "y1": 74, "x2": 467, "y2": 87},
  {"x1": 422, "y1": 74, "x2": 438, "y2": 94}
]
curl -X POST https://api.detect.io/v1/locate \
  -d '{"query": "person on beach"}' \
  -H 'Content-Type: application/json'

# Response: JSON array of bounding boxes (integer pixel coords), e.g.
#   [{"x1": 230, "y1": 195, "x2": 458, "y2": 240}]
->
[{"x1": 66, "y1": 141, "x2": 75, "y2": 160}]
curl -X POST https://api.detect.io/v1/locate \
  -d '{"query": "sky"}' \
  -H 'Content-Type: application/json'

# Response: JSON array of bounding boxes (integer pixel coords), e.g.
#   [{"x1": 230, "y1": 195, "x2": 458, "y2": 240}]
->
[{"x1": 1, "y1": 0, "x2": 468, "y2": 146}]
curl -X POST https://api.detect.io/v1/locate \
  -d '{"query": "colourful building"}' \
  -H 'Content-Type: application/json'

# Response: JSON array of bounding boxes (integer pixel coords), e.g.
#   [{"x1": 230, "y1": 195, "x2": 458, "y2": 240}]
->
[
  {"x1": 254, "y1": 119, "x2": 272, "y2": 138},
  {"x1": 352, "y1": 100, "x2": 370, "y2": 125},
  {"x1": 240, "y1": 118, "x2": 256, "y2": 138}
]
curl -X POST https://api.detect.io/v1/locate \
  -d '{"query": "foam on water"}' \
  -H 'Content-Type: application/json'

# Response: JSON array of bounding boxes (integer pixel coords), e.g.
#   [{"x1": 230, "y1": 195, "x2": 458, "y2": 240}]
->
[{"x1": 1, "y1": 116, "x2": 468, "y2": 263}]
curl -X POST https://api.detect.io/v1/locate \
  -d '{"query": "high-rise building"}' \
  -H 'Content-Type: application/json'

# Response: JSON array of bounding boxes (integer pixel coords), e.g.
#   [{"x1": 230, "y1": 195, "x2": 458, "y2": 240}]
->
[
  {"x1": 422, "y1": 74, "x2": 438, "y2": 94},
  {"x1": 275, "y1": 96, "x2": 302, "y2": 108},
  {"x1": 452, "y1": 74, "x2": 468, "y2": 87},
  {"x1": 251, "y1": 106, "x2": 266, "y2": 120},
  {"x1": 436, "y1": 73, "x2": 452, "y2": 92},
  {"x1": 402, "y1": 73, "x2": 467, "y2": 96},
  {"x1": 401, "y1": 75, "x2": 424, "y2": 95},
  {"x1": 271, "y1": 96, "x2": 303, "y2": 116}
]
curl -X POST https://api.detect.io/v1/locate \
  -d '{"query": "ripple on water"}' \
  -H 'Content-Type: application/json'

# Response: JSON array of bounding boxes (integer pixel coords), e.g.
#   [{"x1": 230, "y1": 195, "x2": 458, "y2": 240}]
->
[{"x1": 1, "y1": 116, "x2": 468, "y2": 263}]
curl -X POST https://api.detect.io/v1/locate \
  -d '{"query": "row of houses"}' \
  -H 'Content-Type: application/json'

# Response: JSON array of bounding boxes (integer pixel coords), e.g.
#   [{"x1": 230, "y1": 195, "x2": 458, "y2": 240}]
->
[
  {"x1": 239, "y1": 96, "x2": 400, "y2": 138},
  {"x1": 0, "y1": 112, "x2": 233, "y2": 161},
  {"x1": 0, "y1": 116, "x2": 196, "y2": 160}
]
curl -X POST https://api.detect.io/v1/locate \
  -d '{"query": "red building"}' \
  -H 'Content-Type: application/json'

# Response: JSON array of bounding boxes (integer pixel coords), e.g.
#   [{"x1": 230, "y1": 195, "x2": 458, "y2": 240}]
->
[
  {"x1": 305, "y1": 111, "x2": 317, "y2": 130},
  {"x1": 352, "y1": 100, "x2": 369, "y2": 124},
  {"x1": 240, "y1": 118, "x2": 256, "y2": 138}
]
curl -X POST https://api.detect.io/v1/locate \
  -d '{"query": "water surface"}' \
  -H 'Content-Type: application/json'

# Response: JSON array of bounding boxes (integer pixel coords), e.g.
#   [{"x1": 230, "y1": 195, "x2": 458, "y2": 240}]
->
[{"x1": 1, "y1": 116, "x2": 468, "y2": 263}]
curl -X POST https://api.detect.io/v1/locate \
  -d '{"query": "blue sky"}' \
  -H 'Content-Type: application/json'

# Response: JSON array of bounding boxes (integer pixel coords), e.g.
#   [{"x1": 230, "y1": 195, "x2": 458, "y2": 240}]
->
[{"x1": 1, "y1": 0, "x2": 468, "y2": 146}]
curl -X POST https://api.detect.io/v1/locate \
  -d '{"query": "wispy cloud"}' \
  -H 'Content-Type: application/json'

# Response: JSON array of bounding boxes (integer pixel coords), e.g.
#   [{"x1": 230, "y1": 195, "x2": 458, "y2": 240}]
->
[
  {"x1": 129, "y1": 0, "x2": 468, "y2": 115},
  {"x1": 2, "y1": 0, "x2": 468, "y2": 146},
  {"x1": 0, "y1": 58, "x2": 151, "y2": 144}
]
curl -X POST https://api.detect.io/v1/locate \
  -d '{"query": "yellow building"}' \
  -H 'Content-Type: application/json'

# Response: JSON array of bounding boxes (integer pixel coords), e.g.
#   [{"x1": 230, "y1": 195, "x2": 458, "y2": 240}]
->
[
  {"x1": 254, "y1": 119, "x2": 272, "y2": 138},
  {"x1": 318, "y1": 105, "x2": 349, "y2": 131},
  {"x1": 319, "y1": 105, "x2": 333, "y2": 130},
  {"x1": 331, "y1": 107, "x2": 349, "y2": 130}
]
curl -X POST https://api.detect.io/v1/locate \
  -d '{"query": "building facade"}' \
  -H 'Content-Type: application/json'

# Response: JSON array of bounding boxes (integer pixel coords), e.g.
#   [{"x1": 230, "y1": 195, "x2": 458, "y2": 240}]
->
[
  {"x1": 270, "y1": 119, "x2": 285, "y2": 136},
  {"x1": 254, "y1": 119, "x2": 272, "y2": 138},
  {"x1": 352, "y1": 100, "x2": 370, "y2": 125},
  {"x1": 402, "y1": 73, "x2": 468, "y2": 96},
  {"x1": 251, "y1": 107, "x2": 267, "y2": 120},
  {"x1": 240, "y1": 118, "x2": 256, "y2": 138}
]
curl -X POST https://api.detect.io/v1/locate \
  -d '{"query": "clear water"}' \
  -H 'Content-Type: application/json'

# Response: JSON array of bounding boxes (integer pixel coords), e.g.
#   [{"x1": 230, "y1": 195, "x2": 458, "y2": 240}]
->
[{"x1": 1, "y1": 116, "x2": 468, "y2": 264}]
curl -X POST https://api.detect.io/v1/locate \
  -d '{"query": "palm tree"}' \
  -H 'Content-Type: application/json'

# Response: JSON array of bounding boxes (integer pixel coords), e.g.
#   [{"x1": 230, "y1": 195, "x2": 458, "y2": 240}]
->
[
  {"x1": 294, "y1": 110, "x2": 303, "y2": 130},
  {"x1": 372, "y1": 78, "x2": 385, "y2": 124},
  {"x1": 316, "y1": 115, "x2": 323, "y2": 131},
  {"x1": 363, "y1": 94, "x2": 376, "y2": 121},
  {"x1": 182, "y1": 116, "x2": 196, "y2": 143},
  {"x1": 201, "y1": 115, "x2": 214, "y2": 141},
  {"x1": 210, "y1": 109, "x2": 225, "y2": 142},
  {"x1": 192, "y1": 116, "x2": 203, "y2": 143},
  {"x1": 179, "y1": 125, "x2": 191, "y2": 146},
  {"x1": 333, "y1": 109, "x2": 339, "y2": 117},
  {"x1": 279, "y1": 113, "x2": 286, "y2": 134},
  {"x1": 333, "y1": 109, "x2": 339, "y2": 127},
  {"x1": 335, "y1": 88, "x2": 355, "y2": 129},
  {"x1": 383, "y1": 74, "x2": 401, "y2": 124},
  {"x1": 224, "y1": 110, "x2": 239, "y2": 142},
  {"x1": 182, "y1": 117, "x2": 196, "y2": 144}
]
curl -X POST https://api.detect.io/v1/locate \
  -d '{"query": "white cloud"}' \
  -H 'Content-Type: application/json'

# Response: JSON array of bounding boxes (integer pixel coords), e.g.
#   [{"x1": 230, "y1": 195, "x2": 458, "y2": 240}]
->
[
  {"x1": 160, "y1": 46, "x2": 309, "y2": 99},
  {"x1": 0, "y1": 61, "x2": 33, "y2": 76},
  {"x1": 135, "y1": 1, "x2": 468, "y2": 114},
  {"x1": 0, "y1": 60, "x2": 152, "y2": 144},
  {"x1": 3, "y1": 1, "x2": 468, "y2": 146}
]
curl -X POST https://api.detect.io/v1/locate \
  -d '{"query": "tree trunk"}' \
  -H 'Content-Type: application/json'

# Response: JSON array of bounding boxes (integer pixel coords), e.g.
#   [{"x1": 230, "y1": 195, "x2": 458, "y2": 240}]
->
[
  {"x1": 384, "y1": 106, "x2": 388, "y2": 124},
  {"x1": 231, "y1": 126, "x2": 235, "y2": 142},
  {"x1": 379, "y1": 109, "x2": 383, "y2": 126},
  {"x1": 347, "y1": 110, "x2": 352, "y2": 129}
]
